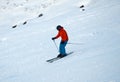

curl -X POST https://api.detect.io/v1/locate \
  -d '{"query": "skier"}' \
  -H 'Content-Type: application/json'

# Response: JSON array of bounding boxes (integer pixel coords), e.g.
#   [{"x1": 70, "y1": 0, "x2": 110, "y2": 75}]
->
[{"x1": 52, "y1": 25, "x2": 69, "y2": 58}]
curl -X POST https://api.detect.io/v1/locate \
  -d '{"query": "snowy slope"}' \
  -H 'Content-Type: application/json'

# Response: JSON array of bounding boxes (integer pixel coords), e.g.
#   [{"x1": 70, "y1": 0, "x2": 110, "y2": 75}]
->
[{"x1": 0, "y1": 0, "x2": 120, "y2": 82}]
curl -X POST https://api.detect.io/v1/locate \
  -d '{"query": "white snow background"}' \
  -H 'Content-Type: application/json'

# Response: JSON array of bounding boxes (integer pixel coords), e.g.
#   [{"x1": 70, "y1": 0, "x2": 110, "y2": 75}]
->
[{"x1": 0, "y1": 0, "x2": 120, "y2": 82}]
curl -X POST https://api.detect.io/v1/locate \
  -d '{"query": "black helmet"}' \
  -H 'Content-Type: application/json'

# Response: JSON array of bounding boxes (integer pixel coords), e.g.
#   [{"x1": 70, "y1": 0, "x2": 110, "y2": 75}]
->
[{"x1": 56, "y1": 25, "x2": 62, "y2": 30}]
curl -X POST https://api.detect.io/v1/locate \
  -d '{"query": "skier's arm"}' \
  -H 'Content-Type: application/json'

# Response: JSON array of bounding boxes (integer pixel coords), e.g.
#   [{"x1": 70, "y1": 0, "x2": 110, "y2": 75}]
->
[
  {"x1": 52, "y1": 32, "x2": 60, "y2": 40},
  {"x1": 55, "y1": 32, "x2": 60, "y2": 39}
]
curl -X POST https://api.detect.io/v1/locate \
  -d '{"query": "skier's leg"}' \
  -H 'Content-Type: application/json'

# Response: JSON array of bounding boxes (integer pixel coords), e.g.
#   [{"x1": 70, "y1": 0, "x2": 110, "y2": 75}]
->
[{"x1": 59, "y1": 41, "x2": 67, "y2": 55}]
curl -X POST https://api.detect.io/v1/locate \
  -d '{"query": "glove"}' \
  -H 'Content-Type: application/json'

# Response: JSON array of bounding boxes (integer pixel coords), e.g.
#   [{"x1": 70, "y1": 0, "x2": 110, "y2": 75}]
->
[
  {"x1": 52, "y1": 37, "x2": 56, "y2": 40},
  {"x1": 61, "y1": 41, "x2": 65, "y2": 44}
]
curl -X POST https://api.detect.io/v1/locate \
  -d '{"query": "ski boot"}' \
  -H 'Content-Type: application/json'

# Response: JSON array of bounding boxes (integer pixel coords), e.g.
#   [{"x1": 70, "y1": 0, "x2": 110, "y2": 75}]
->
[{"x1": 57, "y1": 54, "x2": 66, "y2": 58}]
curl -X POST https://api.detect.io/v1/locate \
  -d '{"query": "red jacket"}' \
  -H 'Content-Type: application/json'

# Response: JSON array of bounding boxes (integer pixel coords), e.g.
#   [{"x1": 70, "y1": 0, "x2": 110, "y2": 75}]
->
[{"x1": 55, "y1": 27, "x2": 68, "y2": 41}]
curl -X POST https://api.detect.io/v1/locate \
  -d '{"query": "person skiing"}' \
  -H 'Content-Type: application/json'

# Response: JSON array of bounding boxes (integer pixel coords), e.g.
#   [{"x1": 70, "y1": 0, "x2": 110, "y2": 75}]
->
[{"x1": 52, "y1": 25, "x2": 69, "y2": 58}]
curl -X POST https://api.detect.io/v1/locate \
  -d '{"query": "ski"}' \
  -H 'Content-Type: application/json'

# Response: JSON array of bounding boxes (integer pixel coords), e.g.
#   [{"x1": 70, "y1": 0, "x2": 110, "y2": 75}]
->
[
  {"x1": 46, "y1": 52, "x2": 74, "y2": 63},
  {"x1": 46, "y1": 57, "x2": 60, "y2": 63}
]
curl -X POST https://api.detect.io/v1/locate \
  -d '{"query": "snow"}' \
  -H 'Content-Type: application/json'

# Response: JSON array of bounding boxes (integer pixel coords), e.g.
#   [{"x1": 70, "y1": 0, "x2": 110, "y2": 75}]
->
[{"x1": 0, "y1": 0, "x2": 120, "y2": 82}]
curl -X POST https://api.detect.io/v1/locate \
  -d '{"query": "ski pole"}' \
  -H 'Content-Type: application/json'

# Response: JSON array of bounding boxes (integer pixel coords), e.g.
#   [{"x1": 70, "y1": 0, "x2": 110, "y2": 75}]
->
[
  {"x1": 53, "y1": 40, "x2": 59, "y2": 51},
  {"x1": 68, "y1": 42, "x2": 83, "y2": 45}
]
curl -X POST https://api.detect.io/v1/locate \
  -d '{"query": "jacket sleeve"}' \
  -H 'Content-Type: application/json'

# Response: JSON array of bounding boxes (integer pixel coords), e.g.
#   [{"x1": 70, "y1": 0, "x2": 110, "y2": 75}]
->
[{"x1": 55, "y1": 31, "x2": 60, "y2": 39}]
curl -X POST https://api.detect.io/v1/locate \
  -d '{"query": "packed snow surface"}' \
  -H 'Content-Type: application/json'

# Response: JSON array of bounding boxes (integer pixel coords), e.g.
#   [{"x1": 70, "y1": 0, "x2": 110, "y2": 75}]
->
[{"x1": 0, "y1": 0, "x2": 120, "y2": 82}]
